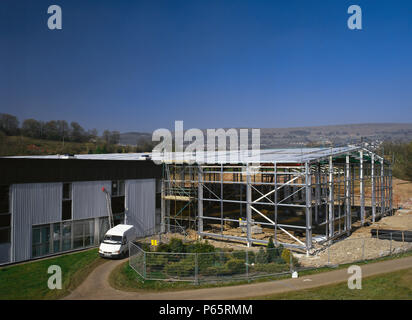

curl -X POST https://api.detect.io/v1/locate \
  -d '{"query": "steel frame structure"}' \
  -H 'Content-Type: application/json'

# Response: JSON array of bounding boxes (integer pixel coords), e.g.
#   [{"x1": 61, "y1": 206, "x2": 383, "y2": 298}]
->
[{"x1": 160, "y1": 147, "x2": 393, "y2": 254}]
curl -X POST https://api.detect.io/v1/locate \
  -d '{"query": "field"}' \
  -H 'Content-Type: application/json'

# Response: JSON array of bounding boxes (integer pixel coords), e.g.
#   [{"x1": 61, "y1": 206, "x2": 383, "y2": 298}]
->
[
  {"x1": 0, "y1": 248, "x2": 104, "y2": 300},
  {"x1": 253, "y1": 266, "x2": 412, "y2": 300}
]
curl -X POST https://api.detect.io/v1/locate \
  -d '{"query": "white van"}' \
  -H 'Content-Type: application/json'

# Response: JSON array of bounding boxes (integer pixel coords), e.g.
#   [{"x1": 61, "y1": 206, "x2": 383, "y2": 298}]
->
[{"x1": 99, "y1": 224, "x2": 137, "y2": 258}]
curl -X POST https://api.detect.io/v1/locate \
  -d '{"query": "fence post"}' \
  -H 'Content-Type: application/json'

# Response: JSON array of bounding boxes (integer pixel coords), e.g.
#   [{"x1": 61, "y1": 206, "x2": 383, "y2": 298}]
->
[
  {"x1": 195, "y1": 253, "x2": 199, "y2": 285},
  {"x1": 327, "y1": 246, "x2": 330, "y2": 266},
  {"x1": 289, "y1": 251, "x2": 293, "y2": 273},
  {"x1": 246, "y1": 250, "x2": 249, "y2": 283},
  {"x1": 143, "y1": 251, "x2": 147, "y2": 279},
  {"x1": 362, "y1": 238, "x2": 365, "y2": 261},
  {"x1": 390, "y1": 232, "x2": 392, "y2": 255}
]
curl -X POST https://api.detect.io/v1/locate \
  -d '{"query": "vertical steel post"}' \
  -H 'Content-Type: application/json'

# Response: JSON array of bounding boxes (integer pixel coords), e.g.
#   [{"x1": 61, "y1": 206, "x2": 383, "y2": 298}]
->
[
  {"x1": 198, "y1": 166, "x2": 203, "y2": 236},
  {"x1": 220, "y1": 164, "x2": 223, "y2": 234},
  {"x1": 274, "y1": 162, "x2": 278, "y2": 245},
  {"x1": 315, "y1": 163, "x2": 320, "y2": 225},
  {"x1": 381, "y1": 159, "x2": 385, "y2": 216},
  {"x1": 371, "y1": 153, "x2": 376, "y2": 222},
  {"x1": 346, "y1": 154, "x2": 351, "y2": 235},
  {"x1": 305, "y1": 162, "x2": 312, "y2": 254},
  {"x1": 246, "y1": 164, "x2": 252, "y2": 247},
  {"x1": 328, "y1": 155, "x2": 334, "y2": 239},
  {"x1": 160, "y1": 178, "x2": 166, "y2": 234},
  {"x1": 143, "y1": 251, "x2": 147, "y2": 279},
  {"x1": 389, "y1": 163, "x2": 393, "y2": 214},
  {"x1": 195, "y1": 253, "x2": 199, "y2": 284},
  {"x1": 360, "y1": 150, "x2": 365, "y2": 225},
  {"x1": 246, "y1": 250, "x2": 249, "y2": 282}
]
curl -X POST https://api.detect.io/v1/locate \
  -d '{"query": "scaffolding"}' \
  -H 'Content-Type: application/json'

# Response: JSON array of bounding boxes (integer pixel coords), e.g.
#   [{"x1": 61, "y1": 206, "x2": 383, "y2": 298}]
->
[{"x1": 159, "y1": 146, "x2": 393, "y2": 254}]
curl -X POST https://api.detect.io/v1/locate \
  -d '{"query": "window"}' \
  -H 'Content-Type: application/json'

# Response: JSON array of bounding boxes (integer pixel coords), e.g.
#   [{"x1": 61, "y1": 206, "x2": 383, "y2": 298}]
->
[
  {"x1": 112, "y1": 180, "x2": 125, "y2": 197},
  {"x1": 0, "y1": 185, "x2": 9, "y2": 214},
  {"x1": 0, "y1": 185, "x2": 10, "y2": 244},
  {"x1": 111, "y1": 180, "x2": 125, "y2": 225},
  {"x1": 156, "y1": 193, "x2": 161, "y2": 210},
  {"x1": 32, "y1": 225, "x2": 50, "y2": 257},
  {"x1": 111, "y1": 196, "x2": 125, "y2": 214},
  {"x1": 62, "y1": 183, "x2": 72, "y2": 220},
  {"x1": 113, "y1": 212, "x2": 125, "y2": 226},
  {"x1": 62, "y1": 200, "x2": 72, "y2": 220},
  {"x1": 32, "y1": 218, "x2": 95, "y2": 258},
  {"x1": 0, "y1": 228, "x2": 10, "y2": 244},
  {"x1": 63, "y1": 183, "x2": 71, "y2": 200},
  {"x1": 52, "y1": 223, "x2": 61, "y2": 253},
  {"x1": 62, "y1": 222, "x2": 72, "y2": 251},
  {"x1": 73, "y1": 220, "x2": 94, "y2": 249}
]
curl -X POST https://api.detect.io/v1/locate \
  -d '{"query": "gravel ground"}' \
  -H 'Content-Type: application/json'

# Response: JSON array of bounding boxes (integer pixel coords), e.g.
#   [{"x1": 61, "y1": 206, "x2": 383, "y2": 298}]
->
[{"x1": 298, "y1": 208, "x2": 412, "y2": 267}]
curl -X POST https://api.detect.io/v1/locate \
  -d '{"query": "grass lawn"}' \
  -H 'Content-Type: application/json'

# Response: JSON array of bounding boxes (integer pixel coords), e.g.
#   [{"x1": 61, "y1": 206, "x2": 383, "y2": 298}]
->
[
  {"x1": 0, "y1": 248, "x2": 105, "y2": 300},
  {"x1": 251, "y1": 267, "x2": 412, "y2": 300}
]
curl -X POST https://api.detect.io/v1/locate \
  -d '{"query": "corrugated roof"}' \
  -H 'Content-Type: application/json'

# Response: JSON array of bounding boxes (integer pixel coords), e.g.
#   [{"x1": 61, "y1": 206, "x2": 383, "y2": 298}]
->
[{"x1": 4, "y1": 146, "x2": 385, "y2": 164}]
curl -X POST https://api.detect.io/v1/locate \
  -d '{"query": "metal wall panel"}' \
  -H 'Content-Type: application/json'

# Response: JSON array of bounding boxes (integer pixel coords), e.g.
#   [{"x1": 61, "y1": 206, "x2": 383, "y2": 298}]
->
[
  {"x1": 0, "y1": 243, "x2": 10, "y2": 264},
  {"x1": 72, "y1": 181, "x2": 111, "y2": 220},
  {"x1": 11, "y1": 183, "x2": 62, "y2": 262},
  {"x1": 125, "y1": 179, "x2": 156, "y2": 237}
]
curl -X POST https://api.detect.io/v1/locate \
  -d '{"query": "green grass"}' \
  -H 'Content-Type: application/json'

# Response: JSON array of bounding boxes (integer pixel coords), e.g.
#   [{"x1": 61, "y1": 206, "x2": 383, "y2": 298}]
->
[
  {"x1": 252, "y1": 267, "x2": 412, "y2": 300},
  {"x1": 109, "y1": 250, "x2": 412, "y2": 293},
  {"x1": 0, "y1": 248, "x2": 105, "y2": 300}
]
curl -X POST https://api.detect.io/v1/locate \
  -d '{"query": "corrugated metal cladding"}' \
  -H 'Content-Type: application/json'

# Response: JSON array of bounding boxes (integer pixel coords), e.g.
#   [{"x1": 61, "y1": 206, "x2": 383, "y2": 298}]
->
[
  {"x1": 126, "y1": 179, "x2": 156, "y2": 237},
  {"x1": 72, "y1": 181, "x2": 111, "y2": 220},
  {"x1": 11, "y1": 183, "x2": 62, "y2": 262}
]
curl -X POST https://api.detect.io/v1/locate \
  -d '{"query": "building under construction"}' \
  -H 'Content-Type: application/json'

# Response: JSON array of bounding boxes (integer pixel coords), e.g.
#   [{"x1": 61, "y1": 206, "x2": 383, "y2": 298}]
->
[
  {"x1": 159, "y1": 146, "x2": 393, "y2": 254},
  {"x1": 0, "y1": 146, "x2": 393, "y2": 264}
]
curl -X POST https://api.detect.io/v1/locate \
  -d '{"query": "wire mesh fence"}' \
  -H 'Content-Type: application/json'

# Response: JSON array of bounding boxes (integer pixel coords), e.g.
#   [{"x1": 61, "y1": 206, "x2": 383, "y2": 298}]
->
[{"x1": 129, "y1": 233, "x2": 412, "y2": 284}]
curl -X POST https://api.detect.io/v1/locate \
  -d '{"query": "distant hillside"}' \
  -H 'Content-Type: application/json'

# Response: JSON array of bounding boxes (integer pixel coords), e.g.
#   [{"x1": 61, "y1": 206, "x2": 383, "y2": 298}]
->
[
  {"x1": 120, "y1": 123, "x2": 412, "y2": 148},
  {"x1": 119, "y1": 132, "x2": 152, "y2": 146},
  {"x1": 0, "y1": 135, "x2": 96, "y2": 156},
  {"x1": 0, "y1": 135, "x2": 136, "y2": 156}
]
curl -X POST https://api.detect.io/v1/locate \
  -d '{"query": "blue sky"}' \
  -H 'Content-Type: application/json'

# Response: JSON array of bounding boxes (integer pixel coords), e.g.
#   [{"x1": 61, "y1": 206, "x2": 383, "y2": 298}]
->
[{"x1": 1, "y1": 0, "x2": 411, "y2": 133}]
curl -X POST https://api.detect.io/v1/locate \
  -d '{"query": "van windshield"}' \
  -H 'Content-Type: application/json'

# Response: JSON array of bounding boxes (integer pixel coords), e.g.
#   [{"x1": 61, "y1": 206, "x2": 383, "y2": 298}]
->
[{"x1": 103, "y1": 235, "x2": 122, "y2": 244}]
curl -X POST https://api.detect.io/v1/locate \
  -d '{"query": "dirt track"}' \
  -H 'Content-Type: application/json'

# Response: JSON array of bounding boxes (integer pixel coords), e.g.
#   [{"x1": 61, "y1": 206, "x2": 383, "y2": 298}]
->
[{"x1": 64, "y1": 255, "x2": 412, "y2": 300}]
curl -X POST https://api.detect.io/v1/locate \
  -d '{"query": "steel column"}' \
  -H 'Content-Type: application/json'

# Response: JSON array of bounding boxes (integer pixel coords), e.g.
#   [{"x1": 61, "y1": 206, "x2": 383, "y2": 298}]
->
[
  {"x1": 328, "y1": 156, "x2": 334, "y2": 238},
  {"x1": 246, "y1": 165, "x2": 252, "y2": 247},
  {"x1": 305, "y1": 162, "x2": 312, "y2": 253},
  {"x1": 360, "y1": 150, "x2": 365, "y2": 225}
]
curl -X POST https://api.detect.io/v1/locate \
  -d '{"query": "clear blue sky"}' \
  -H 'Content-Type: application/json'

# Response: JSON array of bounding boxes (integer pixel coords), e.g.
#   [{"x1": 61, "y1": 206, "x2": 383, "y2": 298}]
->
[{"x1": 1, "y1": 0, "x2": 411, "y2": 133}]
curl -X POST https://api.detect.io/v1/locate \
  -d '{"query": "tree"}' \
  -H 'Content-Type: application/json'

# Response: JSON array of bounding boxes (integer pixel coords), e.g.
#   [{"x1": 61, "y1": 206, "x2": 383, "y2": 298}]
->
[
  {"x1": 70, "y1": 121, "x2": 86, "y2": 142},
  {"x1": 266, "y1": 237, "x2": 276, "y2": 263},
  {"x1": 44, "y1": 120, "x2": 59, "y2": 140},
  {"x1": 109, "y1": 131, "x2": 120, "y2": 145},
  {"x1": 56, "y1": 120, "x2": 69, "y2": 141},
  {"x1": 22, "y1": 119, "x2": 42, "y2": 138},
  {"x1": 88, "y1": 128, "x2": 98, "y2": 141},
  {"x1": 0, "y1": 113, "x2": 19, "y2": 135},
  {"x1": 102, "y1": 130, "x2": 111, "y2": 144}
]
